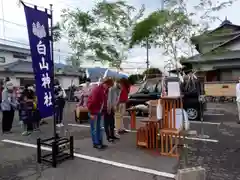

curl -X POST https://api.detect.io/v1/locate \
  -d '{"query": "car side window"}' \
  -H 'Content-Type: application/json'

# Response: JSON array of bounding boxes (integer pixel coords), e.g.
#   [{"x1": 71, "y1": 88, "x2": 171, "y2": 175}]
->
[{"x1": 157, "y1": 82, "x2": 162, "y2": 93}]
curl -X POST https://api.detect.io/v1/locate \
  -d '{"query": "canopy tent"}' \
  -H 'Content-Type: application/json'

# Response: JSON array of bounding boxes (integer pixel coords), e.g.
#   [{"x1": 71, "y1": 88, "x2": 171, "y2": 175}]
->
[{"x1": 86, "y1": 67, "x2": 129, "y2": 82}]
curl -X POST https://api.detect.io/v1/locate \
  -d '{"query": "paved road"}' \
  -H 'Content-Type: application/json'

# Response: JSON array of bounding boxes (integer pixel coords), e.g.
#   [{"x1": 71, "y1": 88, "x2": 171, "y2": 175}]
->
[{"x1": 0, "y1": 102, "x2": 240, "y2": 180}]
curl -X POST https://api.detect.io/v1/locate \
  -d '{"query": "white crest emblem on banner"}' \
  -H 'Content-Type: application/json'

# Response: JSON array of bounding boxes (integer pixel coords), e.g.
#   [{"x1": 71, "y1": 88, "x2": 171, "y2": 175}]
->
[{"x1": 32, "y1": 22, "x2": 46, "y2": 39}]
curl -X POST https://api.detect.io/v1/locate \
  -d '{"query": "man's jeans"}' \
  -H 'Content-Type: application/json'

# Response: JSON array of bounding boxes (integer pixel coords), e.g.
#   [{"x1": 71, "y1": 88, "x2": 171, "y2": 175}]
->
[{"x1": 89, "y1": 113, "x2": 103, "y2": 145}]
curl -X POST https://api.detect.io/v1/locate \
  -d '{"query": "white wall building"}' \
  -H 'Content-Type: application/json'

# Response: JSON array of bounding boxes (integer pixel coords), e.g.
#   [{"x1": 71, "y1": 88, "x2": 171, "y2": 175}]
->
[{"x1": 0, "y1": 43, "x2": 84, "y2": 89}]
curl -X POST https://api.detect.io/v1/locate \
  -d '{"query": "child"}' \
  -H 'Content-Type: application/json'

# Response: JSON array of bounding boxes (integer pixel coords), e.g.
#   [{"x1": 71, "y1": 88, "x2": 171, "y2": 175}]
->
[
  {"x1": 32, "y1": 96, "x2": 41, "y2": 131},
  {"x1": 20, "y1": 95, "x2": 34, "y2": 136}
]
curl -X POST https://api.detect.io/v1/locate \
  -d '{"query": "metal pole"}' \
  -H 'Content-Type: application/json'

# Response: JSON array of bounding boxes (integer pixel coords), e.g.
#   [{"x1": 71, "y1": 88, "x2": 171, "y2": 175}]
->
[
  {"x1": 146, "y1": 39, "x2": 149, "y2": 69},
  {"x1": 1, "y1": 0, "x2": 5, "y2": 39},
  {"x1": 49, "y1": 4, "x2": 57, "y2": 138},
  {"x1": 160, "y1": 0, "x2": 164, "y2": 10}
]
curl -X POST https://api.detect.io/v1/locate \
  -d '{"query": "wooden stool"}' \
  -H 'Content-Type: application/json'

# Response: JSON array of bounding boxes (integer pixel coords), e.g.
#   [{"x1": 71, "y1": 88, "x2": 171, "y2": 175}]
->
[
  {"x1": 136, "y1": 120, "x2": 160, "y2": 149},
  {"x1": 160, "y1": 129, "x2": 180, "y2": 158},
  {"x1": 75, "y1": 108, "x2": 89, "y2": 124},
  {"x1": 127, "y1": 107, "x2": 136, "y2": 130}
]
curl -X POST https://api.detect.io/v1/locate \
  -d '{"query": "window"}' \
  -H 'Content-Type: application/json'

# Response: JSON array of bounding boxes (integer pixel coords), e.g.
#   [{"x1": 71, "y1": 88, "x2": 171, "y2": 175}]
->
[
  {"x1": 13, "y1": 54, "x2": 27, "y2": 59},
  {"x1": 156, "y1": 81, "x2": 162, "y2": 93},
  {"x1": 0, "y1": 57, "x2": 5, "y2": 63},
  {"x1": 138, "y1": 81, "x2": 157, "y2": 93}
]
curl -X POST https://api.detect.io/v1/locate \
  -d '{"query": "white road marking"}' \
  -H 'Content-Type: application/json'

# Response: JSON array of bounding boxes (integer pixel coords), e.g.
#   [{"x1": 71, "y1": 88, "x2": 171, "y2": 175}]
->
[
  {"x1": 206, "y1": 108, "x2": 224, "y2": 110},
  {"x1": 204, "y1": 113, "x2": 224, "y2": 116},
  {"x1": 2, "y1": 139, "x2": 175, "y2": 179},
  {"x1": 185, "y1": 137, "x2": 218, "y2": 143},
  {"x1": 68, "y1": 124, "x2": 137, "y2": 133},
  {"x1": 190, "y1": 121, "x2": 221, "y2": 125},
  {"x1": 156, "y1": 134, "x2": 219, "y2": 143},
  {"x1": 68, "y1": 123, "x2": 218, "y2": 143},
  {"x1": 68, "y1": 124, "x2": 90, "y2": 128}
]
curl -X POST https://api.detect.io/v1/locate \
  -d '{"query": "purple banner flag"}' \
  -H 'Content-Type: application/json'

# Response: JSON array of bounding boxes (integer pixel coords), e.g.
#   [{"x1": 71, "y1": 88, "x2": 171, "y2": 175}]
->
[{"x1": 23, "y1": 4, "x2": 54, "y2": 118}]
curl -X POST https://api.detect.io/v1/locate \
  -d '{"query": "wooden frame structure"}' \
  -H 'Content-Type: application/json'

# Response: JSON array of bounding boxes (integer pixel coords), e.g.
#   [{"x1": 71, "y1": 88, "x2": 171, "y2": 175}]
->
[{"x1": 136, "y1": 96, "x2": 183, "y2": 159}]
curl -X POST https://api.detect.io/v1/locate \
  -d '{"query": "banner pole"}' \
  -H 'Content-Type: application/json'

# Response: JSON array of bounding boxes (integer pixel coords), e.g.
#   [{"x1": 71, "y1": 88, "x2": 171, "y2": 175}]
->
[{"x1": 49, "y1": 4, "x2": 57, "y2": 138}]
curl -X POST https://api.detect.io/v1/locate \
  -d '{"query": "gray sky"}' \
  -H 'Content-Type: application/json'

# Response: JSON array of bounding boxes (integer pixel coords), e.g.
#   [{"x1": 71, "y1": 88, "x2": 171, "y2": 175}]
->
[{"x1": 0, "y1": 0, "x2": 239, "y2": 73}]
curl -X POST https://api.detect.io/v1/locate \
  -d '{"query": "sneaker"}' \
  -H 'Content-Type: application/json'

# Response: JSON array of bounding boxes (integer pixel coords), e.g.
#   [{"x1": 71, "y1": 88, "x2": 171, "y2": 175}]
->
[
  {"x1": 34, "y1": 128, "x2": 40, "y2": 132},
  {"x1": 101, "y1": 144, "x2": 108, "y2": 149},
  {"x1": 56, "y1": 124, "x2": 61, "y2": 127},
  {"x1": 22, "y1": 131, "x2": 31, "y2": 136},
  {"x1": 112, "y1": 136, "x2": 120, "y2": 140},
  {"x1": 60, "y1": 123, "x2": 64, "y2": 127},
  {"x1": 107, "y1": 138, "x2": 114, "y2": 143}
]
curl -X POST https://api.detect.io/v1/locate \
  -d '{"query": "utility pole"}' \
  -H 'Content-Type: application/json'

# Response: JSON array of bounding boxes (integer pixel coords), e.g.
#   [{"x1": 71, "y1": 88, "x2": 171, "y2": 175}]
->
[
  {"x1": 1, "y1": 0, "x2": 5, "y2": 39},
  {"x1": 146, "y1": 38, "x2": 149, "y2": 69}
]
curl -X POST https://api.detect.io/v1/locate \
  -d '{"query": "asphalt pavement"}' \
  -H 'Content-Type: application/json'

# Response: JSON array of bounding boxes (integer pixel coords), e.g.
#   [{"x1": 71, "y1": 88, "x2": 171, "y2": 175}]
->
[{"x1": 0, "y1": 102, "x2": 240, "y2": 180}]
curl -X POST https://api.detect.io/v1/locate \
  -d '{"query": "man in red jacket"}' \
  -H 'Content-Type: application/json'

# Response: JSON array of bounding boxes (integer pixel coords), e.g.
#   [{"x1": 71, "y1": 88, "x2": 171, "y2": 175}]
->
[{"x1": 87, "y1": 78, "x2": 113, "y2": 149}]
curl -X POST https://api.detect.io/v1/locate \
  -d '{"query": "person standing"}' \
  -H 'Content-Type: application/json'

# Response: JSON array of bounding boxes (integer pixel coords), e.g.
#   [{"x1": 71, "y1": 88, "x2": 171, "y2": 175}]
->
[
  {"x1": 104, "y1": 81, "x2": 121, "y2": 142},
  {"x1": 54, "y1": 80, "x2": 66, "y2": 127},
  {"x1": 116, "y1": 78, "x2": 130, "y2": 134},
  {"x1": 1, "y1": 81, "x2": 18, "y2": 134},
  {"x1": 87, "y1": 78, "x2": 113, "y2": 149},
  {"x1": 236, "y1": 77, "x2": 240, "y2": 124},
  {"x1": 75, "y1": 78, "x2": 92, "y2": 122}
]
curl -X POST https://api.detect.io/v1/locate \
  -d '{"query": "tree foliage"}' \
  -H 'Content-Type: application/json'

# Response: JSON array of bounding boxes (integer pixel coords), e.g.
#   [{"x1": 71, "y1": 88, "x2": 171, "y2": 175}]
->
[
  {"x1": 128, "y1": 74, "x2": 144, "y2": 84},
  {"x1": 56, "y1": 1, "x2": 145, "y2": 68},
  {"x1": 130, "y1": 0, "x2": 237, "y2": 64},
  {"x1": 143, "y1": 68, "x2": 162, "y2": 79}
]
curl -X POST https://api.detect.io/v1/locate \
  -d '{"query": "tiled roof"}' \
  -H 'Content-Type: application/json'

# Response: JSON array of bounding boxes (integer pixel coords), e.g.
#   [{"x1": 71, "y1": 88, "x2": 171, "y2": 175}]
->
[
  {"x1": 0, "y1": 60, "x2": 84, "y2": 76},
  {"x1": 181, "y1": 50, "x2": 240, "y2": 63}
]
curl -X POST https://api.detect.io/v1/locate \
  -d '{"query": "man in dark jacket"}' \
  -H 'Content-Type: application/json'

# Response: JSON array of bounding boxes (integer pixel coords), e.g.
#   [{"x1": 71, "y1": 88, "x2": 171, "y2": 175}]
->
[{"x1": 87, "y1": 78, "x2": 113, "y2": 149}]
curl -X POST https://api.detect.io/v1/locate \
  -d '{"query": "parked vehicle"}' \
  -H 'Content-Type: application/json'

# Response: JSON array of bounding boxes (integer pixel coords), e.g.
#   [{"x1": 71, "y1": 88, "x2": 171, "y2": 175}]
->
[{"x1": 127, "y1": 77, "x2": 205, "y2": 121}]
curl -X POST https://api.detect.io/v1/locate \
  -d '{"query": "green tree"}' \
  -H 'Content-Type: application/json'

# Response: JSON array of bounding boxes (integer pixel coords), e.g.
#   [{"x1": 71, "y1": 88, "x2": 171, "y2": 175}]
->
[
  {"x1": 130, "y1": 0, "x2": 237, "y2": 67},
  {"x1": 143, "y1": 68, "x2": 162, "y2": 79},
  {"x1": 128, "y1": 74, "x2": 144, "y2": 84},
  {"x1": 56, "y1": 1, "x2": 145, "y2": 68}
]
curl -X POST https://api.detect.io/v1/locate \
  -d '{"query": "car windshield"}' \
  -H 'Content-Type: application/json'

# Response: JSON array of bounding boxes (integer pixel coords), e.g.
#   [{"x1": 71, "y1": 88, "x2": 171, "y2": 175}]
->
[{"x1": 137, "y1": 81, "x2": 157, "y2": 93}]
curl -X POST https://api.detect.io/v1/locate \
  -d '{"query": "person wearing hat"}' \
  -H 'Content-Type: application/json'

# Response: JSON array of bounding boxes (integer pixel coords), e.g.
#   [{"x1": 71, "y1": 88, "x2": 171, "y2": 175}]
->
[
  {"x1": 87, "y1": 78, "x2": 113, "y2": 149},
  {"x1": 1, "y1": 81, "x2": 18, "y2": 133}
]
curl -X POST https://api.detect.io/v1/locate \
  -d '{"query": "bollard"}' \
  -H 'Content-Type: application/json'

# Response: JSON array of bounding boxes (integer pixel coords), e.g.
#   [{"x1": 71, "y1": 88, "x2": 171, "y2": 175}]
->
[
  {"x1": 70, "y1": 136, "x2": 74, "y2": 159},
  {"x1": 52, "y1": 141, "x2": 57, "y2": 168},
  {"x1": 37, "y1": 138, "x2": 41, "y2": 164}
]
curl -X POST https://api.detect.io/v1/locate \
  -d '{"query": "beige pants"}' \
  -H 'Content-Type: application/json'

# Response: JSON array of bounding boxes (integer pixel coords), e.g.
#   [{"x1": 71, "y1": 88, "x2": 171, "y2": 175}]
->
[
  {"x1": 115, "y1": 103, "x2": 126, "y2": 130},
  {"x1": 237, "y1": 102, "x2": 240, "y2": 121}
]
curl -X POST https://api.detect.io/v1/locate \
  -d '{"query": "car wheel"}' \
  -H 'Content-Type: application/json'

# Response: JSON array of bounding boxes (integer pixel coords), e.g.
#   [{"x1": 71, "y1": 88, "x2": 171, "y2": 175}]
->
[{"x1": 186, "y1": 108, "x2": 198, "y2": 121}]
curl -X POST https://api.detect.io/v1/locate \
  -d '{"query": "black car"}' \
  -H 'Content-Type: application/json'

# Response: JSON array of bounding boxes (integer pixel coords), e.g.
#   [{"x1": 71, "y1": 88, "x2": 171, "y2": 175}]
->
[
  {"x1": 127, "y1": 77, "x2": 205, "y2": 121},
  {"x1": 126, "y1": 78, "x2": 161, "y2": 116}
]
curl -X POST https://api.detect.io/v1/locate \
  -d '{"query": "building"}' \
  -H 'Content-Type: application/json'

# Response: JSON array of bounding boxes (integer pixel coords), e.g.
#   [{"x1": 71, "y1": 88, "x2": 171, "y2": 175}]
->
[
  {"x1": 181, "y1": 19, "x2": 240, "y2": 81},
  {"x1": 0, "y1": 43, "x2": 85, "y2": 89}
]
